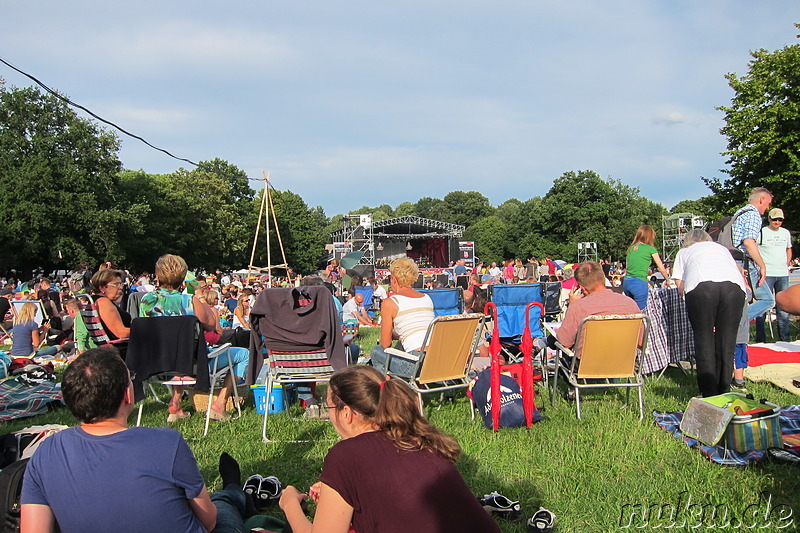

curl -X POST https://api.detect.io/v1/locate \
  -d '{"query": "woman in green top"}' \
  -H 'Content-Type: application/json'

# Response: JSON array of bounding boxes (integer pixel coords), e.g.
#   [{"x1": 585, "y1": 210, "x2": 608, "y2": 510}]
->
[{"x1": 623, "y1": 225, "x2": 670, "y2": 309}]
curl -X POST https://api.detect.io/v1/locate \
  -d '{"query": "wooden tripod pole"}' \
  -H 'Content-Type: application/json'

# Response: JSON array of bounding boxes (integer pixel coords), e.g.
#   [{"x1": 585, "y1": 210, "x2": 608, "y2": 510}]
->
[{"x1": 247, "y1": 171, "x2": 269, "y2": 282}]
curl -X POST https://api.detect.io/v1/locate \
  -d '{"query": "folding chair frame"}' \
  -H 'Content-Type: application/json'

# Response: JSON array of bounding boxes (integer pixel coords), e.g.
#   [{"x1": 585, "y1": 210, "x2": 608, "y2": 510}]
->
[
  {"x1": 550, "y1": 314, "x2": 650, "y2": 420},
  {"x1": 384, "y1": 313, "x2": 484, "y2": 416}
]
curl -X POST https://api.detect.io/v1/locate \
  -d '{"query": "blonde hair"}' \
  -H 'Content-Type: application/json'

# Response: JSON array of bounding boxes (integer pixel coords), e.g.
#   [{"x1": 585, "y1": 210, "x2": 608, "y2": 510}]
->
[
  {"x1": 628, "y1": 225, "x2": 656, "y2": 252},
  {"x1": 155, "y1": 254, "x2": 188, "y2": 290},
  {"x1": 90, "y1": 269, "x2": 123, "y2": 293},
  {"x1": 15, "y1": 302, "x2": 38, "y2": 325},
  {"x1": 204, "y1": 289, "x2": 219, "y2": 306},
  {"x1": 390, "y1": 257, "x2": 420, "y2": 287}
]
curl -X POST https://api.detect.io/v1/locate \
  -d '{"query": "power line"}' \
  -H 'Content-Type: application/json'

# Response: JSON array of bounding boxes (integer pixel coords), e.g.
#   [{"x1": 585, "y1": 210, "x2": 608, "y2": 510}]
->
[{"x1": 0, "y1": 56, "x2": 197, "y2": 167}]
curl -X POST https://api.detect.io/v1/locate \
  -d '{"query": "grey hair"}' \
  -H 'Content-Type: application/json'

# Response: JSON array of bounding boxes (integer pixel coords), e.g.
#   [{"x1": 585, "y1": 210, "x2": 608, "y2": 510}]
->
[
  {"x1": 748, "y1": 187, "x2": 772, "y2": 203},
  {"x1": 682, "y1": 229, "x2": 712, "y2": 248},
  {"x1": 562, "y1": 267, "x2": 575, "y2": 280}
]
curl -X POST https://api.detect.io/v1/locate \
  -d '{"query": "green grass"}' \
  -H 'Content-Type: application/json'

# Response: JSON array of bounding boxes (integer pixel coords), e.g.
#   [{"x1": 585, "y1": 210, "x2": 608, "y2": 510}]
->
[{"x1": 3, "y1": 327, "x2": 799, "y2": 532}]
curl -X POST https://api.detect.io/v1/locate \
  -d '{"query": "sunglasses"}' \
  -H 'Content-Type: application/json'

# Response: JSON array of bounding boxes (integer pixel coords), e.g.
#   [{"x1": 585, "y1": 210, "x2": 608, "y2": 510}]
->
[{"x1": 772, "y1": 218, "x2": 784, "y2": 222}]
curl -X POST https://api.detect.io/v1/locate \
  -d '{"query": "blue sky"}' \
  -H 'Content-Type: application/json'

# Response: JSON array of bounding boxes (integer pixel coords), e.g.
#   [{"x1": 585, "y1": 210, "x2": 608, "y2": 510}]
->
[{"x1": 2, "y1": 2, "x2": 798, "y2": 217}]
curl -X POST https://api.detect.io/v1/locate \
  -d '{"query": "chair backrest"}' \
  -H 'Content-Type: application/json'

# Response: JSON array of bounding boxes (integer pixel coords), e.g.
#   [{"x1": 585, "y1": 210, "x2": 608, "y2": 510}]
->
[
  {"x1": 76, "y1": 294, "x2": 114, "y2": 346},
  {"x1": 417, "y1": 313, "x2": 483, "y2": 384},
  {"x1": 354, "y1": 285, "x2": 375, "y2": 310},
  {"x1": 574, "y1": 314, "x2": 648, "y2": 379},
  {"x1": 418, "y1": 288, "x2": 464, "y2": 317},
  {"x1": 542, "y1": 282, "x2": 562, "y2": 316},
  {"x1": 268, "y1": 349, "x2": 335, "y2": 377},
  {"x1": 486, "y1": 284, "x2": 544, "y2": 339},
  {"x1": 10, "y1": 300, "x2": 46, "y2": 325}
]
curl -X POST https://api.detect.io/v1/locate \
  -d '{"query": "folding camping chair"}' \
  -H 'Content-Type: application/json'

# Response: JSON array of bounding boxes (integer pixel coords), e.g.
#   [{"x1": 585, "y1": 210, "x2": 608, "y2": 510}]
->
[
  {"x1": 383, "y1": 313, "x2": 484, "y2": 415},
  {"x1": 483, "y1": 302, "x2": 543, "y2": 430},
  {"x1": 550, "y1": 314, "x2": 649, "y2": 420},
  {"x1": 485, "y1": 284, "x2": 546, "y2": 370},
  {"x1": 75, "y1": 294, "x2": 129, "y2": 350},
  {"x1": 419, "y1": 288, "x2": 464, "y2": 317},
  {"x1": 249, "y1": 286, "x2": 346, "y2": 442},
  {"x1": 126, "y1": 315, "x2": 241, "y2": 436},
  {"x1": 354, "y1": 285, "x2": 378, "y2": 318}
]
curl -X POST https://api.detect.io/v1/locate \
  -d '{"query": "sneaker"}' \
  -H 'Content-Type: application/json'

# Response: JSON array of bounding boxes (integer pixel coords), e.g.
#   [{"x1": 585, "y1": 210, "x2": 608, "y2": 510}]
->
[
  {"x1": 255, "y1": 476, "x2": 283, "y2": 508},
  {"x1": 478, "y1": 492, "x2": 522, "y2": 521},
  {"x1": 243, "y1": 474, "x2": 262, "y2": 495},
  {"x1": 731, "y1": 379, "x2": 748, "y2": 392},
  {"x1": 527, "y1": 507, "x2": 556, "y2": 532}
]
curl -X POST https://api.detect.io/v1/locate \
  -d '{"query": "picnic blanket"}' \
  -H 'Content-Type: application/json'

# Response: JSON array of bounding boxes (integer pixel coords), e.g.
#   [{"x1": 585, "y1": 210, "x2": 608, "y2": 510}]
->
[
  {"x1": 744, "y1": 363, "x2": 800, "y2": 397},
  {"x1": 0, "y1": 377, "x2": 63, "y2": 421},
  {"x1": 653, "y1": 405, "x2": 800, "y2": 466},
  {"x1": 747, "y1": 342, "x2": 800, "y2": 367}
]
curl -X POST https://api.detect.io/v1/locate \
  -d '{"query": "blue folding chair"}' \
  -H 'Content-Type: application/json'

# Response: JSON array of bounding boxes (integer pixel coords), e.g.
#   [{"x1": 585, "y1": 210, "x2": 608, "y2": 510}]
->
[
  {"x1": 485, "y1": 284, "x2": 546, "y2": 373},
  {"x1": 354, "y1": 285, "x2": 378, "y2": 318},
  {"x1": 419, "y1": 288, "x2": 464, "y2": 317}
]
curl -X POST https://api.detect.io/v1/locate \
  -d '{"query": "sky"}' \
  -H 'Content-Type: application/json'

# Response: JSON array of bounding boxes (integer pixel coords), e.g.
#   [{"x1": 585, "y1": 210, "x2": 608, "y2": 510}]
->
[{"x1": 2, "y1": 2, "x2": 799, "y2": 217}]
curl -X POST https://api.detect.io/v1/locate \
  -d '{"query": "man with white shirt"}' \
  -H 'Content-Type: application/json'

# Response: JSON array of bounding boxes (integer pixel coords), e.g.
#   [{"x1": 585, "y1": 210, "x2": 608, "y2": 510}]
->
[{"x1": 755, "y1": 208, "x2": 793, "y2": 342}]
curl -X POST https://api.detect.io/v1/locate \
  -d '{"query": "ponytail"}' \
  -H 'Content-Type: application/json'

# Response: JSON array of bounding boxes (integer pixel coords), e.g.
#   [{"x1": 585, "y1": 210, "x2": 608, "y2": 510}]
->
[{"x1": 329, "y1": 366, "x2": 461, "y2": 463}]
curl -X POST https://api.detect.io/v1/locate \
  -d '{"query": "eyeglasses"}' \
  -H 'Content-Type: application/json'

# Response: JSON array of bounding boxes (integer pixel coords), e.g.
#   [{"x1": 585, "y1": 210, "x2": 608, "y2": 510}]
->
[
  {"x1": 772, "y1": 218, "x2": 784, "y2": 222},
  {"x1": 107, "y1": 282, "x2": 123, "y2": 287}
]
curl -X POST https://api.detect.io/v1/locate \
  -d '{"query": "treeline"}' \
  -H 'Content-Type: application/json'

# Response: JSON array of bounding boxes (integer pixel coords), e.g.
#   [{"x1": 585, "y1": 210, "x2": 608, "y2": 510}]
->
[{"x1": 0, "y1": 83, "x2": 714, "y2": 276}]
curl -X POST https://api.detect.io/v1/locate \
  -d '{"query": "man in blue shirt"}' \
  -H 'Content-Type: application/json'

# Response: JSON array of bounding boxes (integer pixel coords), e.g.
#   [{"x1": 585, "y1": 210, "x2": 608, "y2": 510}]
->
[{"x1": 21, "y1": 347, "x2": 250, "y2": 533}]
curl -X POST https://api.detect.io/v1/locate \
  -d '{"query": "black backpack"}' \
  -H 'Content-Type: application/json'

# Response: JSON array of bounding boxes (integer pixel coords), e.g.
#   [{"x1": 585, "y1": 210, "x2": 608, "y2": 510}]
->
[{"x1": 0, "y1": 458, "x2": 29, "y2": 533}]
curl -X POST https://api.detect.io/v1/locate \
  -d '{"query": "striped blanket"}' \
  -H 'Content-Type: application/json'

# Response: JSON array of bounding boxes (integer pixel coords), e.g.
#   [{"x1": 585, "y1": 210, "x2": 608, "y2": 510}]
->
[{"x1": 0, "y1": 377, "x2": 63, "y2": 422}]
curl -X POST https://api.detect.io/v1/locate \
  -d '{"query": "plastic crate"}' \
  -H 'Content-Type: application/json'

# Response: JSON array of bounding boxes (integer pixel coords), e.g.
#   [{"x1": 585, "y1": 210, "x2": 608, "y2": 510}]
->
[{"x1": 252, "y1": 385, "x2": 295, "y2": 414}]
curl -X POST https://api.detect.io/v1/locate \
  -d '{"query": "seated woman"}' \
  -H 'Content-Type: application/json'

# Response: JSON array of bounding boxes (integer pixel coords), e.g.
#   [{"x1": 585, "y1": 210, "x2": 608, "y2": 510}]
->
[
  {"x1": 90, "y1": 269, "x2": 132, "y2": 359},
  {"x1": 199, "y1": 288, "x2": 250, "y2": 420},
  {"x1": 231, "y1": 294, "x2": 251, "y2": 330},
  {"x1": 10, "y1": 302, "x2": 58, "y2": 358},
  {"x1": 140, "y1": 254, "x2": 218, "y2": 422},
  {"x1": 279, "y1": 365, "x2": 500, "y2": 533},
  {"x1": 369, "y1": 258, "x2": 434, "y2": 378}
]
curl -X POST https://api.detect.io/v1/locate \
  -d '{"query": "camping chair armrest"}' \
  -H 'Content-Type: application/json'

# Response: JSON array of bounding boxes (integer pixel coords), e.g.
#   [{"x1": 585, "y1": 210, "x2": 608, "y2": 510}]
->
[
  {"x1": 207, "y1": 343, "x2": 233, "y2": 360},
  {"x1": 384, "y1": 347, "x2": 420, "y2": 363}
]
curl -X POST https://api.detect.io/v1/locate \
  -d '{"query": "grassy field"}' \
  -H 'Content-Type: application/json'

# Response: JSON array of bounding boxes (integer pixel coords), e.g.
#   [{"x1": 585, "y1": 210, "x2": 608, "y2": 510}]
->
[{"x1": 2, "y1": 327, "x2": 799, "y2": 532}]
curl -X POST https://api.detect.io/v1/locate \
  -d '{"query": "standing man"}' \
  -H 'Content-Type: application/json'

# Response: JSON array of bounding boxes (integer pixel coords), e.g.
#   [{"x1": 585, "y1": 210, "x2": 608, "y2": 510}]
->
[
  {"x1": 755, "y1": 207, "x2": 793, "y2": 342},
  {"x1": 731, "y1": 187, "x2": 773, "y2": 322}
]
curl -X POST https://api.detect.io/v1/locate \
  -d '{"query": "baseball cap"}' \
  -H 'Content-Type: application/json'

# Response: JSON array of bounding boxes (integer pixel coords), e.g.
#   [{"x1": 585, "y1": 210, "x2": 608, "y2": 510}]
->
[{"x1": 769, "y1": 208, "x2": 785, "y2": 219}]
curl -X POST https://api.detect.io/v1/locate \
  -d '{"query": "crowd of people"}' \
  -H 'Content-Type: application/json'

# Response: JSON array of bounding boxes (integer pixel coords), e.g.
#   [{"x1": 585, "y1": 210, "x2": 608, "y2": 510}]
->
[{"x1": 3, "y1": 185, "x2": 799, "y2": 533}]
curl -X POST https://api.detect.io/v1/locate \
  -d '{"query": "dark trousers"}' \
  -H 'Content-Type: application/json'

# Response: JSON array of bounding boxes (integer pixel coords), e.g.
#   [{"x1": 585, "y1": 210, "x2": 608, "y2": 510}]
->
[{"x1": 685, "y1": 281, "x2": 745, "y2": 397}]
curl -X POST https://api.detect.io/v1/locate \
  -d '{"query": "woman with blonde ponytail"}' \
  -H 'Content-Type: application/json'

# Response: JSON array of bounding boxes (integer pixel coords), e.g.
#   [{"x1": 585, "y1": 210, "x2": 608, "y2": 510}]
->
[{"x1": 279, "y1": 365, "x2": 500, "y2": 533}]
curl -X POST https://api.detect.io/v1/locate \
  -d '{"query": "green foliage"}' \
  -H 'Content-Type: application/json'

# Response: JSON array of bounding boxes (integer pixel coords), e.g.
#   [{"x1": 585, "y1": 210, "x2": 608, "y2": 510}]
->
[
  {"x1": 0, "y1": 84, "x2": 123, "y2": 275},
  {"x1": 254, "y1": 189, "x2": 327, "y2": 273},
  {"x1": 442, "y1": 191, "x2": 494, "y2": 227},
  {"x1": 708, "y1": 25, "x2": 800, "y2": 217},
  {"x1": 463, "y1": 215, "x2": 508, "y2": 263},
  {"x1": 530, "y1": 171, "x2": 667, "y2": 262}
]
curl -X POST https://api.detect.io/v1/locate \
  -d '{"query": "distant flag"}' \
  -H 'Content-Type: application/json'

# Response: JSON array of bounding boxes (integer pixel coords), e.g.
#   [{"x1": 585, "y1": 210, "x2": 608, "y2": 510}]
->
[{"x1": 58, "y1": 250, "x2": 62, "y2": 259}]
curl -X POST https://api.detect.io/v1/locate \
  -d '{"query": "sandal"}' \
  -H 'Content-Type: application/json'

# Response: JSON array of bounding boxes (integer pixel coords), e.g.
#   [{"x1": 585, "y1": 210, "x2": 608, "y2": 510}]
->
[
  {"x1": 208, "y1": 408, "x2": 230, "y2": 422},
  {"x1": 167, "y1": 412, "x2": 192, "y2": 423},
  {"x1": 478, "y1": 491, "x2": 522, "y2": 521},
  {"x1": 527, "y1": 507, "x2": 556, "y2": 532}
]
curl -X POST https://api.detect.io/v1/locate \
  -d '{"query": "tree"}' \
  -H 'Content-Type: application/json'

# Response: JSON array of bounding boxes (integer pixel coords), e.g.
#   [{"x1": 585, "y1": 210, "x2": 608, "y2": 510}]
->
[
  {"x1": 707, "y1": 25, "x2": 800, "y2": 217},
  {"x1": 441, "y1": 191, "x2": 494, "y2": 228},
  {"x1": 0, "y1": 84, "x2": 125, "y2": 275},
  {"x1": 463, "y1": 216, "x2": 508, "y2": 264},
  {"x1": 531, "y1": 171, "x2": 666, "y2": 262}
]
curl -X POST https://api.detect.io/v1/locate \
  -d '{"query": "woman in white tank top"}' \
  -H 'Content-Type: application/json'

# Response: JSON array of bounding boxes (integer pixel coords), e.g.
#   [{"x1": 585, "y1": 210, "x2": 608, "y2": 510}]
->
[{"x1": 370, "y1": 258, "x2": 434, "y2": 377}]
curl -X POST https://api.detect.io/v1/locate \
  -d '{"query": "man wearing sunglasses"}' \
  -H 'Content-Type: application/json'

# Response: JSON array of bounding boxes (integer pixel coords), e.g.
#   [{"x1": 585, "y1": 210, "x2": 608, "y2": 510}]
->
[{"x1": 755, "y1": 208, "x2": 793, "y2": 342}]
